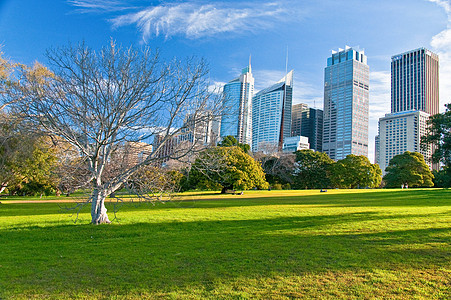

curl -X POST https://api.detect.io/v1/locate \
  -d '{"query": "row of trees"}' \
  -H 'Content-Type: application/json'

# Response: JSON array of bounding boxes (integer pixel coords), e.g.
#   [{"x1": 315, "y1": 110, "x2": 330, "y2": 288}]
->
[
  {"x1": 183, "y1": 138, "x2": 382, "y2": 192},
  {"x1": 178, "y1": 142, "x2": 436, "y2": 192}
]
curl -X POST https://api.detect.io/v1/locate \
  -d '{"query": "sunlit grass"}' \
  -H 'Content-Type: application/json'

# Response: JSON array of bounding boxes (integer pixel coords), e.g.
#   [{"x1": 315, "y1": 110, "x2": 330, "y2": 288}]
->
[{"x1": 0, "y1": 189, "x2": 450, "y2": 299}]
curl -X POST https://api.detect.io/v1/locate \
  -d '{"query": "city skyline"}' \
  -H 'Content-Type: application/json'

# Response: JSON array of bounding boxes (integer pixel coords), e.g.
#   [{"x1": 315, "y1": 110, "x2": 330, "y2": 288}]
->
[{"x1": 1, "y1": 0, "x2": 451, "y2": 162}]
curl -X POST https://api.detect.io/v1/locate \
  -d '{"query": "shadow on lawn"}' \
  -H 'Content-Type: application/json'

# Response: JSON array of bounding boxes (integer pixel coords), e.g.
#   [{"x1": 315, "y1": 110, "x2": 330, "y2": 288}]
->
[{"x1": 1, "y1": 211, "x2": 450, "y2": 296}]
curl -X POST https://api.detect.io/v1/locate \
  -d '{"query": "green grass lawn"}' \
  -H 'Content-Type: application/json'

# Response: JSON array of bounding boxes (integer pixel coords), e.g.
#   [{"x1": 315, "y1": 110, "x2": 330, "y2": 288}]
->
[{"x1": 0, "y1": 189, "x2": 450, "y2": 299}]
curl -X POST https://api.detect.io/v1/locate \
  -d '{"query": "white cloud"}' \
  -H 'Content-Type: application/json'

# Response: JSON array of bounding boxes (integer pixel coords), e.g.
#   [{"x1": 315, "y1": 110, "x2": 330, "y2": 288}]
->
[
  {"x1": 68, "y1": 0, "x2": 131, "y2": 13},
  {"x1": 253, "y1": 69, "x2": 286, "y2": 91},
  {"x1": 208, "y1": 81, "x2": 226, "y2": 94},
  {"x1": 369, "y1": 71, "x2": 391, "y2": 120},
  {"x1": 367, "y1": 70, "x2": 391, "y2": 163},
  {"x1": 428, "y1": 0, "x2": 451, "y2": 110},
  {"x1": 108, "y1": 2, "x2": 293, "y2": 40}
]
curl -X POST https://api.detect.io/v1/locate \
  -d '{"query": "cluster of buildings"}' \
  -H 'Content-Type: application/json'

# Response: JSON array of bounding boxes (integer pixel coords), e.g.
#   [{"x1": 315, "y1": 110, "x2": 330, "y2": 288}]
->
[
  {"x1": 218, "y1": 45, "x2": 440, "y2": 174},
  {"x1": 376, "y1": 48, "x2": 439, "y2": 172},
  {"x1": 151, "y1": 45, "x2": 439, "y2": 174}
]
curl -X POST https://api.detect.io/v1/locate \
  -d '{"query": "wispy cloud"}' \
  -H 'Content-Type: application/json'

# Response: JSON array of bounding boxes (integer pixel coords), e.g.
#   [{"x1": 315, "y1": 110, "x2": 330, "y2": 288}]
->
[
  {"x1": 428, "y1": 0, "x2": 451, "y2": 110},
  {"x1": 110, "y1": 2, "x2": 292, "y2": 40},
  {"x1": 68, "y1": 1, "x2": 296, "y2": 40},
  {"x1": 68, "y1": 0, "x2": 132, "y2": 13}
]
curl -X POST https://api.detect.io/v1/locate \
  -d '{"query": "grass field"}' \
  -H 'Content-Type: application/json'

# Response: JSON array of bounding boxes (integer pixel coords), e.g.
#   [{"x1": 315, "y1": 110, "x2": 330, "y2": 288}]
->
[{"x1": 0, "y1": 189, "x2": 450, "y2": 299}]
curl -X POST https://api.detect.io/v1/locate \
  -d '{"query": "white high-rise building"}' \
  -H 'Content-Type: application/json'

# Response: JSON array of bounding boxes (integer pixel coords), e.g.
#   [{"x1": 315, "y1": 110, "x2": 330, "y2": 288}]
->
[
  {"x1": 252, "y1": 71, "x2": 293, "y2": 153},
  {"x1": 220, "y1": 62, "x2": 254, "y2": 147},
  {"x1": 378, "y1": 110, "x2": 432, "y2": 173},
  {"x1": 322, "y1": 46, "x2": 369, "y2": 160}
]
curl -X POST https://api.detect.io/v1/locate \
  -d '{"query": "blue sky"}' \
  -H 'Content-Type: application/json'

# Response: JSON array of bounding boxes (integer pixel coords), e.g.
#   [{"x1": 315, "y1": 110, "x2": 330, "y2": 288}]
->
[{"x1": 1, "y1": 0, "x2": 451, "y2": 162}]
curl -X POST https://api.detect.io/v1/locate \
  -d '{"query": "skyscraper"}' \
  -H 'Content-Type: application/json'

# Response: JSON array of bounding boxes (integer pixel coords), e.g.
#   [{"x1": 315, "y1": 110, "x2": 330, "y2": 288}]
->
[
  {"x1": 252, "y1": 71, "x2": 293, "y2": 153},
  {"x1": 376, "y1": 48, "x2": 439, "y2": 172},
  {"x1": 291, "y1": 103, "x2": 309, "y2": 137},
  {"x1": 291, "y1": 103, "x2": 323, "y2": 152},
  {"x1": 220, "y1": 62, "x2": 254, "y2": 147},
  {"x1": 322, "y1": 46, "x2": 369, "y2": 160},
  {"x1": 391, "y1": 48, "x2": 439, "y2": 115}
]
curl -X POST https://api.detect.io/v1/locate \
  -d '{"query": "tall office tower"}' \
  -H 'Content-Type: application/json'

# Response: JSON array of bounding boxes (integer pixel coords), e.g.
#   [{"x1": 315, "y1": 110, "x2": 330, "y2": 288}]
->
[
  {"x1": 291, "y1": 104, "x2": 323, "y2": 151},
  {"x1": 391, "y1": 48, "x2": 439, "y2": 115},
  {"x1": 291, "y1": 103, "x2": 309, "y2": 136},
  {"x1": 377, "y1": 48, "x2": 439, "y2": 172},
  {"x1": 322, "y1": 46, "x2": 369, "y2": 160},
  {"x1": 378, "y1": 110, "x2": 432, "y2": 173},
  {"x1": 220, "y1": 63, "x2": 254, "y2": 147},
  {"x1": 252, "y1": 71, "x2": 293, "y2": 153}
]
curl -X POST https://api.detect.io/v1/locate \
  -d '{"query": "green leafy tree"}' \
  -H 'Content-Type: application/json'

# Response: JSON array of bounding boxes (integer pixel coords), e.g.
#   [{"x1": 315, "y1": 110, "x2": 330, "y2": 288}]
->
[
  {"x1": 218, "y1": 135, "x2": 251, "y2": 153},
  {"x1": 432, "y1": 168, "x2": 451, "y2": 188},
  {"x1": 293, "y1": 149, "x2": 334, "y2": 189},
  {"x1": 421, "y1": 103, "x2": 451, "y2": 187},
  {"x1": 383, "y1": 151, "x2": 434, "y2": 188},
  {"x1": 190, "y1": 146, "x2": 268, "y2": 193},
  {"x1": 330, "y1": 155, "x2": 382, "y2": 189},
  {"x1": 1, "y1": 133, "x2": 58, "y2": 195}
]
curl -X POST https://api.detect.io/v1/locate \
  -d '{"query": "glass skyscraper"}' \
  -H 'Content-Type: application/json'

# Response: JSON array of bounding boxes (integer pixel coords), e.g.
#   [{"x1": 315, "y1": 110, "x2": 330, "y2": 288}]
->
[
  {"x1": 252, "y1": 71, "x2": 293, "y2": 153},
  {"x1": 322, "y1": 46, "x2": 369, "y2": 160},
  {"x1": 220, "y1": 63, "x2": 254, "y2": 147},
  {"x1": 391, "y1": 48, "x2": 439, "y2": 115}
]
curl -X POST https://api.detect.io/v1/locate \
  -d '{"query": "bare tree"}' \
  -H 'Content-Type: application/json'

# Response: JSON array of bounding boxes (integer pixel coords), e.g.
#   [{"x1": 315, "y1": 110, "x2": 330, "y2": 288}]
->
[
  {"x1": 255, "y1": 151, "x2": 295, "y2": 186},
  {"x1": 11, "y1": 41, "x2": 222, "y2": 224}
]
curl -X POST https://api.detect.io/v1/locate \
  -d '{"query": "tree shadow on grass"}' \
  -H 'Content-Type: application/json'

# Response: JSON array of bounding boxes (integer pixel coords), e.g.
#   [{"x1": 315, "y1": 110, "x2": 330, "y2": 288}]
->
[{"x1": 1, "y1": 211, "x2": 450, "y2": 297}]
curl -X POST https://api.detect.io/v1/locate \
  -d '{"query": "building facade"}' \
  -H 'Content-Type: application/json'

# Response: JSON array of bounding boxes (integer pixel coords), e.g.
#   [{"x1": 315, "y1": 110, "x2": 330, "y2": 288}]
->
[
  {"x1": 291, "y1": 103, "x2": 309, "y2": 136},
  {"x1": 220, "y1": 63, "x2": 254, "y2": 147},
  {"x1": 391, "y1": 48, "x2": 439, "y2": 115},
  {"x1": 291, "y1": 103, "x2": 323, "y2": 152},
  {"x1": 378, "y1": 110, "x2": 432, "y2": 173},
  {"x1": 322, "y1": 46, "x2": 369, "y2": 160},
  {"x1": 282, "y1": 135, "x2": 309, "y2": 153},
  {"x1": 252, "y1": 71, "x2": 293, "y2": 153}
]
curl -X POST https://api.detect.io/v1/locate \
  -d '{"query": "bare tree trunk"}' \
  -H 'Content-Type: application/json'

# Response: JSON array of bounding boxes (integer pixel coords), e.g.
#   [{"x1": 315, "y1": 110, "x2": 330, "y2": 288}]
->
[
  {"x1": 90, "y1": 188, "x2": 111, "y2": 224},
  {"x1": 0, "y1": 183, "x2": 7, "y2": 194}
]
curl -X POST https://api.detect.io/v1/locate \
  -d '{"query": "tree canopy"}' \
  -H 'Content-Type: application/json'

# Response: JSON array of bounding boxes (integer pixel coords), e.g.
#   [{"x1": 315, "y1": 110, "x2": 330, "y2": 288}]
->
[
  {"x1": 383, "y1": 151, "x2": 434, "y2": 188},
  {"x1": 421, "y1": 103, "x2": 451, "y2": 167},
  {"x1": 218, "y1": 135, "x2": 250, "y2": 153},
  {"x1": 421, "y1": 103, "x2": 451, "y2": 187},
  {"x1": 293, "y1": 149, "x2": 334, "y2": 189},
  {"x1": 189, "y1": 146, "x2": 268, "y2": 193},
  {"x1": 330, "y1": 155, "x2": 382, "y2": 189}
]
